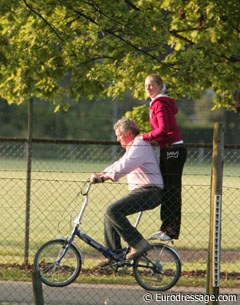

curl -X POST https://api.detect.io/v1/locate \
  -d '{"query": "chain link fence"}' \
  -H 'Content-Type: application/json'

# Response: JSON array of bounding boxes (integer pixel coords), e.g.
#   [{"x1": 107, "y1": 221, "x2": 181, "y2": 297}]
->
[{"x1": 0, "y1": 138, "x2": 239, "y2": 305}]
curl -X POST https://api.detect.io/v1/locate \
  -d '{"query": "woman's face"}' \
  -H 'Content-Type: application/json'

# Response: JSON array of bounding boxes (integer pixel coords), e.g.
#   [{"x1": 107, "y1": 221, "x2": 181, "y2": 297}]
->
[{"x1": 145, "y1": 76, "x2": 162, "y2": 99}]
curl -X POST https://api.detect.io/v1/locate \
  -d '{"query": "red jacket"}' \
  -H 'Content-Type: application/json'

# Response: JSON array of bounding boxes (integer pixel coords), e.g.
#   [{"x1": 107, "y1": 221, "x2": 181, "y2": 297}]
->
[{"x1": 142, "y1": 96, "x2": 182, "y2": 149}]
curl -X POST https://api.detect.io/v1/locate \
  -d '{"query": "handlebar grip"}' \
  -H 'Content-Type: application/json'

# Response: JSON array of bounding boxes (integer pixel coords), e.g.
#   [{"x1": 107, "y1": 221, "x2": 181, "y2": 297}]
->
[{"x1": 92, "y1": 176, "x2": 104, "y2": 184}]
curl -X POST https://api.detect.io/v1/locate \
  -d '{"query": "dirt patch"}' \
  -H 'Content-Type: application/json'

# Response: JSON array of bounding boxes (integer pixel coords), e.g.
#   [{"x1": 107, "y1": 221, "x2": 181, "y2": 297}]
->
[{"x1": 178, "y1": 249, "x2": 239, "y2": 262}]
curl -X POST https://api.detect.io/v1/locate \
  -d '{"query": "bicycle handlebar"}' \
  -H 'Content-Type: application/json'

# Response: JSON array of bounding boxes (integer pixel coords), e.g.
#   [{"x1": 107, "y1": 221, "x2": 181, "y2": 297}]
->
[
  {"x1": 80, "y1": 181, "x2": 91, "y2": 196},
  {"x1": 91, "y1": 176, "x2": 105, "y2": 184},
  {"x1": 80, "y1": 176, "x2": 104, "y2": 196}
]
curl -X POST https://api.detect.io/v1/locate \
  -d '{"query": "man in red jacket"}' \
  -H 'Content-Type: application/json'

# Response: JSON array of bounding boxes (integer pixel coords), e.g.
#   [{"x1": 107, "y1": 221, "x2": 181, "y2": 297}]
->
[{"x1": 141, "y1": 74, "x2": 187, "y2": 241}]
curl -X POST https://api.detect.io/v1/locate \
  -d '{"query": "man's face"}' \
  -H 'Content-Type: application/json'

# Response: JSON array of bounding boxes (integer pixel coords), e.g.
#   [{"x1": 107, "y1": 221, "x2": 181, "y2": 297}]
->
[
  {"x1": 115, "y1": 127, "x2": 133, "y2": 149},
  {"x1": 145, "y1": 76, "x2": 161, "y2": 99}
]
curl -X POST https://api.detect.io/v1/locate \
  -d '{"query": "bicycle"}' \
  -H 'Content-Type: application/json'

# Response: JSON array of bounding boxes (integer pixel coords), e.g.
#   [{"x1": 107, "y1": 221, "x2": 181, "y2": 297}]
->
[{"x1": 34, "y1": 182, "x2": 181, "y2": 291}]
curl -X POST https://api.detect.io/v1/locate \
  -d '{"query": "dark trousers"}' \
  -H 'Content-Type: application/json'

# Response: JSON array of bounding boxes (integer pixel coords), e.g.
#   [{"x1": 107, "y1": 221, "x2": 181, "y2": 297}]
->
[
  {"x1": 160, "y1": 144, "x2": 187, "y2": 239},
  {"x1": 104, "y1": 187, "x2": 163, "y2": 250}
]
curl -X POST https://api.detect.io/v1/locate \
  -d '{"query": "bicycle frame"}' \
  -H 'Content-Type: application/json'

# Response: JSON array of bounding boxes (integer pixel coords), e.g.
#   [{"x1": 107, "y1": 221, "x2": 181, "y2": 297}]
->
[{"x1": 65, "y1": 182, "x2": 143, "y2": 263}]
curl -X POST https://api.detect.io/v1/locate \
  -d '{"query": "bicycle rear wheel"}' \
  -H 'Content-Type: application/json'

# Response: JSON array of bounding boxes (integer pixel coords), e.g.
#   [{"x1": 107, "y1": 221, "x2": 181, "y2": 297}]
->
[
  {"x1": 34, "y1": 239, "x2": 82, "y2": 287},
  {"x1": 133, "y1": 243, "x2": 181, "y2": 291}
]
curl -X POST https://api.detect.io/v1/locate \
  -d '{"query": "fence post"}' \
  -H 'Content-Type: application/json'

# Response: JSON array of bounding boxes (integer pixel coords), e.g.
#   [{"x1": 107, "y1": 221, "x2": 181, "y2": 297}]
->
[
  {"x1": 206, "y1": 123, "x2": 224, "y2": 304},
  {"x1": 32, "y1": 270, "x2": 44, "y2": 305},
  {"x1": 24, "y1": 98, "x2": 33, "y2": 266}
]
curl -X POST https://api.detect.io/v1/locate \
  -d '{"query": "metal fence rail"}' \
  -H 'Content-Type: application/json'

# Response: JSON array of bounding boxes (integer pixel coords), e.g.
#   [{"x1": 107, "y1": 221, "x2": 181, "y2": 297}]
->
[{"x1": 0, "y1": 138, "x2": 239, "y2": 305}]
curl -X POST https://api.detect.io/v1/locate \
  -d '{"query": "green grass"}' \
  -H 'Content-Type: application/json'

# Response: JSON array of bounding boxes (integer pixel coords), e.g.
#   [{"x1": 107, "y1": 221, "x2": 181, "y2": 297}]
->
[{"x1": 0, "y1": 159, "x2": 240, "y2": 288}]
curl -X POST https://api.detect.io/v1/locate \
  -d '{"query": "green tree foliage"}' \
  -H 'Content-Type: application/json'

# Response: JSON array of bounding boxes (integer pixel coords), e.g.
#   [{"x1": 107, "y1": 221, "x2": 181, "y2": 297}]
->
[
  {"x1": 0, "y1": 0, "x2": 239, "y2": 110},
  {"x1": 125, "y1": 105, "x2": 150, "y2": 133}
]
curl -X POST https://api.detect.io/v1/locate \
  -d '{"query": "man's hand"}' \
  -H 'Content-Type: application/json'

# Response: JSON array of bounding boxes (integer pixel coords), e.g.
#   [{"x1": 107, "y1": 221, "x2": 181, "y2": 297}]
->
[{"x1": 90, "y1": 174, "x2": 105, "y2": 184}]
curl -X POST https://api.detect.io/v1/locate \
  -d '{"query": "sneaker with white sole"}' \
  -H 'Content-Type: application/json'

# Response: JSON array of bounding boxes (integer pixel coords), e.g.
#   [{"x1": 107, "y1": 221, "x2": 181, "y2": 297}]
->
[{"x1": 148, "y1": 231, "x2": 172, "y2": 241}]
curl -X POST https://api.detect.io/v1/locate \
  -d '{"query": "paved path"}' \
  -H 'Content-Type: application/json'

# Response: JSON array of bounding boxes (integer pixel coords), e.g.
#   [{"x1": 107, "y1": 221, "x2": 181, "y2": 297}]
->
[{"x1": 0, "y1": 281, "x2": 239, "y2": 305}]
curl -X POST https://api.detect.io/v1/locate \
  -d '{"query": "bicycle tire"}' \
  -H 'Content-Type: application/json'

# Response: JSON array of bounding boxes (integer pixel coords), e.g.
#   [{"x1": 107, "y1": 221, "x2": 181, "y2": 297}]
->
[
  {"x1": 133, "y1": 243, "x2": 181, "y2": 291},
  {"x1": 34, "y1": 239, "x2": 82, "y2": 287}
]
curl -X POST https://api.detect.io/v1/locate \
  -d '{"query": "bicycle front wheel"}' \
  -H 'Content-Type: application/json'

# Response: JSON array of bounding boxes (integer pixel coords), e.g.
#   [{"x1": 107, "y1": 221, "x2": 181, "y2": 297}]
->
[
  {"x1": 34, "y1": 239, "x2": 82, "y2": 287},
  {"x1": 133, "y1": 243, "x2": 181, "y2": 291}
]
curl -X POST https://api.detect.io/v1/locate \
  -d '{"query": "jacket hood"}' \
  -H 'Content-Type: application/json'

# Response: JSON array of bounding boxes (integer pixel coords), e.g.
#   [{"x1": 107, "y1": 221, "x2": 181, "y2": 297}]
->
[{"x1": 152, "y1": 96, "x2": 178, "y2": 114}]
